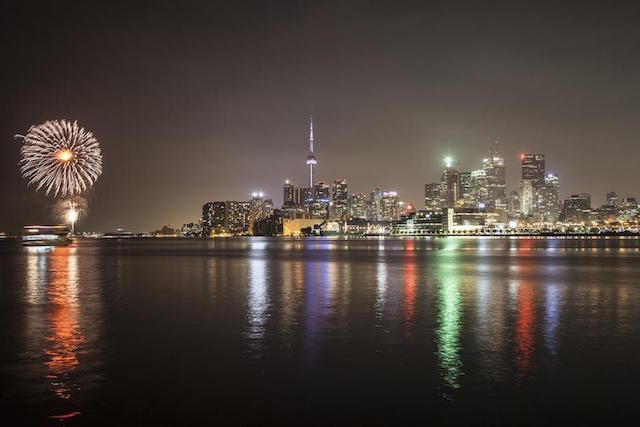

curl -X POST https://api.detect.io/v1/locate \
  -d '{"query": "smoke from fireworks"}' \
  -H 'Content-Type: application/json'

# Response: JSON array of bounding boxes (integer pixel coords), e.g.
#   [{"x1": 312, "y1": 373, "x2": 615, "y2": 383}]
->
[{"x1": 17, "y1": 120, "x2": 102, "y2": 198}]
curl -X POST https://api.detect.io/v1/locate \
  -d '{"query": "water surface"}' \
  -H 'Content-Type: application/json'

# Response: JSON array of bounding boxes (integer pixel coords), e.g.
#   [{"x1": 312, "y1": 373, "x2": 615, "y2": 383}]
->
[{"x1": 1, "y1": 237, "x2": 640, "y2": 424}]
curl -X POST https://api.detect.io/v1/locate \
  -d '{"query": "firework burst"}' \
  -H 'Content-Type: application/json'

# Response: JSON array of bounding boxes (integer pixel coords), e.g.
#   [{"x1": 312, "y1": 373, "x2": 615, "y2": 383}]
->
[{"x1": 17, "y1": 119, "x2": 102, "y2": 198}]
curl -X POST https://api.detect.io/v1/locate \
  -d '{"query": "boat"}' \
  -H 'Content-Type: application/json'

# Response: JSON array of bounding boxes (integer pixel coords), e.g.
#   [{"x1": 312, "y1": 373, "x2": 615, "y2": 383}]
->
[{"x1": 22, "y1": 225, "x2": 72, "y2": 246}]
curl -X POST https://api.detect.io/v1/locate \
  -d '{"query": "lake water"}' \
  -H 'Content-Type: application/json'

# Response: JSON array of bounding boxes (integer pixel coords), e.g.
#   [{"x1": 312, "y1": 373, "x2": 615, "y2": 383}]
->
[{"x1": 1, "y1": 237, "x2": 640, "y2": 425}]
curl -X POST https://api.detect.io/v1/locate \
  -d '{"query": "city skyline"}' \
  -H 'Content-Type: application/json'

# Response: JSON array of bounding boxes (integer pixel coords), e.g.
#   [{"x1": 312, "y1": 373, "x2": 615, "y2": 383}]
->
[{"x1": 2, "y1": 2, "x2": 640, "y2": 232}]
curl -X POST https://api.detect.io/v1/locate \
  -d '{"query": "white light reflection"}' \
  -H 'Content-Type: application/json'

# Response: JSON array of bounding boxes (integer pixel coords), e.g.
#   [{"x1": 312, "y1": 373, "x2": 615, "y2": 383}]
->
[{"x1": 247, "y1": 258, "x2": 269, "y2": 352}]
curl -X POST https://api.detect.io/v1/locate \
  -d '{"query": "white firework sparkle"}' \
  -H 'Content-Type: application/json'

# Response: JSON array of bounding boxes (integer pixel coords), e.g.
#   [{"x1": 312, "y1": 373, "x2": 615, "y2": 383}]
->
[{"x1": 17, "y1": 120, "x2": 102, "y2": 198}]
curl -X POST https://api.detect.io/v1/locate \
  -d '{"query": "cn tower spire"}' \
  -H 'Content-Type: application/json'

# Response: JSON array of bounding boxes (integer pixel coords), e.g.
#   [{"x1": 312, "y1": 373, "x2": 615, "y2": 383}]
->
[{"x1": 306, "y1": 115, "x2": 317, "y2": 188}]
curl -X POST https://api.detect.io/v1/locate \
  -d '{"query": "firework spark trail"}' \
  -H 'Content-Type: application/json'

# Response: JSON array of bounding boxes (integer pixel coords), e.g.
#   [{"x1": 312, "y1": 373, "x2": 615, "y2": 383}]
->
[{"x1": 17, "y1": 120, "x2": 102, "y2": 198}]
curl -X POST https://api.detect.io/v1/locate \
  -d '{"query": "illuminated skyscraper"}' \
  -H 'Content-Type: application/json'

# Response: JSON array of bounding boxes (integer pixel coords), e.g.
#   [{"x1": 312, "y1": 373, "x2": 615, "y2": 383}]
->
[
  {"x1": 441, "y1": 157, "x2": 459, "y2": 208},
  {"x1": 483, "y1": 141, "x2": 507, "y2": 209},
  {"x1": 283, "y1": 180, "x2": 295, "y2": 208},
  {"x1": 380, "y1": 191, "x2": 400, "y2": 221},
  {"x1": 534, "y1": 173, "x2": 560, "y2": 223},
  {"x1": 331, "y1": 178, "x2": 349, "y2": 219},
  {"x1": 458, "y1": 171, "x2": 471, "y2": 200},
  {"x1": 349, "y1": 192, "x2": 367, "y2": 219},
  {"x1": 366, "y1": 188, "x2": 383, "y2": 221},
  {"x1": 521, "y1": 154, "x2": 545, "y2": 189},
  {"x1": 606, "y1": 191, "x2": 619, "y2": 208},
  {"x1": 424, "y1": 182, "x2": 445, "y2": 212},
  {"x1": 305, "y1": 116, "x2": 317, "y2": 189},
  {"x1": 468, "y1": 169, "x2": 488, "y2": 208},
  {"x1": 520, "y1": 180, "x2": 534, "y2": 215}
]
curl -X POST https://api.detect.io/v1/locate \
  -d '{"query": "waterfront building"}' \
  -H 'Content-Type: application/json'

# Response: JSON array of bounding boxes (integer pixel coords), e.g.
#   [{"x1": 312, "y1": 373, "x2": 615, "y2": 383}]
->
[
  {"x1": 392, "y1": 210, "x2": 444, "y2": 235},
  {"x1": 181, "y1": 222, "x2": 202, "y2": 237},
  {"x1": 202, "y1": 201, "x2": 227, "y2": 235},
  {"x1": 349, "y1": 192, "x2": 367, "y2": 219},
  {"x1": 227, "y1": 201, "x2": 251, "y2": 234}
]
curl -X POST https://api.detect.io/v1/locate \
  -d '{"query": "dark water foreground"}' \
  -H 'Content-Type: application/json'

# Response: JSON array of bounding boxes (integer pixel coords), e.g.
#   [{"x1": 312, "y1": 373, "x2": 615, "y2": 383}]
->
[{"x1": 1, "y1": 237, "x2": 640, "y2": 425}]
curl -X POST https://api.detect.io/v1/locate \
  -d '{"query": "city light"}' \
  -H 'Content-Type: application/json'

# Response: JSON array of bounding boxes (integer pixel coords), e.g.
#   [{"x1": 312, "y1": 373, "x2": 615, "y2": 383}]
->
[{"x1": 444, "y1": 156, "x2": 453, "y2": 168}]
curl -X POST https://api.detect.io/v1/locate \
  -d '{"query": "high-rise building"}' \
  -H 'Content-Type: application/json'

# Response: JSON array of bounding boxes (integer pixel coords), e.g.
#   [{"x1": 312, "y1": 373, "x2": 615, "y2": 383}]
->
[
  {"x1": 483, "y1": 141, "x2": 507, "y2": 209},
  {"x1": 201, "y1": 201, "x2": 227, "y2": 235},
  {"x1": 424, "y1": 182, "x2": 445, "y2": 212},
  {"x1": 226, "y1": 201, "x2": 250, "y2": 234},
  {"x1": 441, "y1": 157, "x2": 459, "y2": 208},
  {"x1": 508, "y1": 191, "x2": 520, "y2": 218},
  {"x1": 534, "y1": 173, "x2": 560, "y2": 223},
  {"x1": 305, "y1": 116, "x2": 317, "y2": 189},
  {"x1": 380, "y1": 191, "x2": 400, "y2": 221},
  {"x1": 520, "y1": 180, "x2": 534, "y2": 215},
  {"x1": 311, "y1": 182, "x2": 330, "y2": 219},
  {"x1": 562, "y1": 193, "x2": 590, "y2": 223},
  {"x1": 468, "y1": 169, "x2": 489, "y2": 208},
  {"x1": 283, "y1": 180, "x2": 295, "y2": 208},
  {"x1": 366, "y1": 188, "x2": 383, "y2": 221},
  {"x1": 331, "y1": 178, "x2": 349, "y2": 220},
  {"x1": 607, "y1": 191, "x2": 619, "y2": 208},
  {"x1": 458, "y1": 171, "x2": 471, "y2": 201},
  {"x1": 349, "y1": 192, "x2": 367, "y2": 219},
  {"x1": 619, "y1": 197, "x2": 639, "y2": 224},
  {"x1": 521, "y1": 154, "x2": 545, "y2": 189}
]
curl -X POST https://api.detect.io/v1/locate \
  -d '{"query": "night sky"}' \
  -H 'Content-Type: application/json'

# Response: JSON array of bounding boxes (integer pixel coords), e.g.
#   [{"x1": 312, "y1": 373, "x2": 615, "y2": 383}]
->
[{"x1": 2, "y1": 1, "x2": 639, "y2": 232}]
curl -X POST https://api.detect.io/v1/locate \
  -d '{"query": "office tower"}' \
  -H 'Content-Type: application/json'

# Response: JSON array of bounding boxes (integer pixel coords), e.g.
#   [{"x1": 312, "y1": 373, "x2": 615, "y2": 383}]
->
[
  {"x1": 366, "y1": 188, "x2": 382, "y2": 221},
  {"x1": 579, "y1": 193, "x2": 591, "y2": 210},
  {"x1": 331, "y1": 178, "x2": 349, "y2": 220},
  {"x1": 521, "y1": 154, "x2": 545, "y2": 189},
  {"x1": 441, "y1": 157, "x2": 459, "y2": 208},
  {"x1": 619, "y1": 197, "x2": 639, "y2": 224},
  {"x1": 283, "y1": 180, "x2": 295, "y2": 208},
  {"x1": 380, "y1": 191, "x2": 400, "y2": 221},
  {"x1": 201, "y1": 202, "x2": 215, "y2": 235},
  {"x1": 349, "y1": 193, "x2": 367, "y2": 219},
  {"x1": 562, "y1": 193, "x2": 591, "y2": 223},
  {"x1": 483, "y1": 141, "x2": 507, "y2": 209},
  {"x1": 226, "y1": 201, "x2": 250, "y2": 234},
  {"x1": 508, "y1": 191, "x2": 520, "y2": 217},
  {"x1": 311, "y1": 182, "x2": 330, "y2": 219},
  {"x1": 305, "y1": 116, "x2": 317, "y2": 189},
  {"x1": 469, "y1": 169, "x2": 489, "y2": 208},
  {"x1": 534, "y1": 173, "x2": 560, "y2": 223},
  {"x1": 520, "y1": 180, "x2": 534, "y2": 215},
  {"x1": 424, "y1": 182, "x2": 445, "y2": 212},
  {"x1": 606, "y1": 191, "x2": 619, "y2": 208},
  {"x1": 201, "y1": 201, "x2": 227, "y2": 235},
  {"x1": 458, "y1": 171, "x2": 471, "y2": 201}
]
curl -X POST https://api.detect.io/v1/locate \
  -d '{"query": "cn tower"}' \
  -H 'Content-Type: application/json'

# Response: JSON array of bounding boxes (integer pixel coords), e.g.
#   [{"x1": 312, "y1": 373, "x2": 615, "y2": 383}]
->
[{"x1": 305, "y1": 116, "x2": 317, "y2": 188}]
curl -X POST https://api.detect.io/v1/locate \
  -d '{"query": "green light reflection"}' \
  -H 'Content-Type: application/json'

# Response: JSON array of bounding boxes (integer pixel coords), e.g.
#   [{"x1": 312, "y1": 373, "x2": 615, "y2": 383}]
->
[{"x1": 436, "y1": 241, "x2": 463, "y2": 392}]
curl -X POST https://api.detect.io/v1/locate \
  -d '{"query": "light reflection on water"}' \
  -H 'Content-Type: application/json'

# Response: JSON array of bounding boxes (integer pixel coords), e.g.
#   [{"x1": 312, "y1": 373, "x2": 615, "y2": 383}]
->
[
  {"x1": 6, "y1": 237, "x2": 640, "y2": 422},
  {"x1": 435, "y1": 246, "x2": 463, "y2": 393}
]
